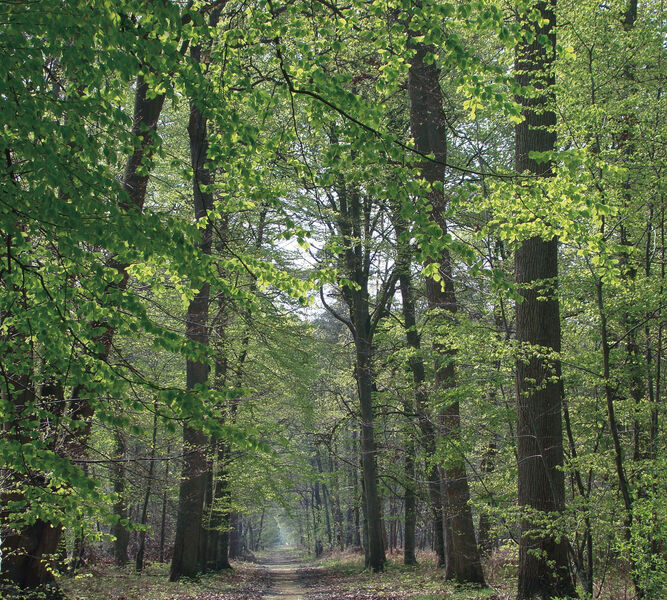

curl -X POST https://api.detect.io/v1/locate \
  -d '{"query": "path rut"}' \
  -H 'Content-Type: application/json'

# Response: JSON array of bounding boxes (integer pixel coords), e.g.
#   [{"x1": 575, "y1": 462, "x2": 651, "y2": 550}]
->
[{"x1": 262, "y1": 548, "x2": 306, "y2": 600}]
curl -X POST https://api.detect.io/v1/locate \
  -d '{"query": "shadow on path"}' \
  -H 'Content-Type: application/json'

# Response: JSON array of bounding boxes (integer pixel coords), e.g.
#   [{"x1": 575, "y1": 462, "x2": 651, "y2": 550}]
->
[{"x1": 262, "y1": 547, "x2": 306, "y2": 600}]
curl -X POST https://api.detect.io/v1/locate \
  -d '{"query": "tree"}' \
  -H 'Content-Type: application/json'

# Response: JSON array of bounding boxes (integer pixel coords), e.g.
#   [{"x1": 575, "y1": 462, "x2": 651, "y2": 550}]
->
[
  {"x1": 406, "y1": 28, "x2": 486, "y2": 586},
  {"x1": 513, "y1": 1, "x2": 574, "y2": 597},
  {"x1": 170, "y1": 15, "x2": 221, "y2": 579},
  {"x1": 0, "y1": 0, "x2": 182, "y2": 589},
  {"x1": 319, "y1": 180, "x2": 396, "y2": 572}
]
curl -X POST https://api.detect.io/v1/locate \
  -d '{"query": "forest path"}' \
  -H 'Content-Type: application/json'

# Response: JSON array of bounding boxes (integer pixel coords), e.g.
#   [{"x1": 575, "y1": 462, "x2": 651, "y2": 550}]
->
[{"x1": 261, "y1": 547, "x2": 306, "y2": 600}]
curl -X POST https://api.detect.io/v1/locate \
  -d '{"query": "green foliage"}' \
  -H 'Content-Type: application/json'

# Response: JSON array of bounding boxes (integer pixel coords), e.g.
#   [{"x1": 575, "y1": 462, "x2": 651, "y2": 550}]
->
[{"x1": 1, "y1": 0, "x2": 664, "y2": 597}]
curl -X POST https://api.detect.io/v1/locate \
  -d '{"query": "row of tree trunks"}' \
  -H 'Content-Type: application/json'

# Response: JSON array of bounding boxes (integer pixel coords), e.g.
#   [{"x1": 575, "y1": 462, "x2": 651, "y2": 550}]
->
[
  {"x1": 393, "y1": 212, "x2": 433, "y2": 567},
  {"x1": 0, "y1": 73, "x2": 167, "y2": 591}
]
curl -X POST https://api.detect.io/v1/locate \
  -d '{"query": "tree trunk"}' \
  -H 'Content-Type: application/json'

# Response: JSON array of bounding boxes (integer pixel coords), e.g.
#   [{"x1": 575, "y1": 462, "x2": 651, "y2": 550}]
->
[
  {"x1": 198, "y1": 441, "x2": 215, "y2": 572},
  {"x1": 111, "y1": 429, "x2": 130, "y2": 567},
  {"x1": 356, "y1": 335, "x2": 386, "y2": 572},
  {"x1": 514, "y1": 3, "x2": 574, "y2": 597},
  {"x1": 316, "y1": 449, "x2": 333, "y2": 547},
  {"x1": 407, "y1": 37, "x2": 485, "y2": 585},
  {"x1": 169, "y1": 55, "x2": 215, "y2": 580},
  {"x1": 255, "y1": 509, "x2": 265, "y2": 550},
  {"x1": 159, "y1": 444, "x2": 170, "y2": 563},
  {"x1": 207, "y1": 441, "x2": 233, "y2": 569},
  {"x1": 393, "y1": 222, "x2": 420, "y2": 566},
  {"x1": 402, "y1": 414, "x2": 417, "y2": 565},
  {"x1": 136, "y1": 407, "x2": 159, "y2": 572}
]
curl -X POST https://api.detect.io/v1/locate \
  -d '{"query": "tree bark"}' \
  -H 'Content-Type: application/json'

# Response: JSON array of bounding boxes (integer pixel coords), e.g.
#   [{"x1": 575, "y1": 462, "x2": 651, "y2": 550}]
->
[
  {"x1": 514, "y1": 3, "x2": 574, "y2": 597},
  {"x1": 111, "y1": 429, "x2": 130, "y2": 567},
  {"x1": 407, "y1": 37, "x2": 485, "y2": 585},
  {"x1": 169, "y1": 54, "x2": 215, "y2": 580},
  {"x1": 136, "y1": 407, "x2": 159, "y2": 572}
]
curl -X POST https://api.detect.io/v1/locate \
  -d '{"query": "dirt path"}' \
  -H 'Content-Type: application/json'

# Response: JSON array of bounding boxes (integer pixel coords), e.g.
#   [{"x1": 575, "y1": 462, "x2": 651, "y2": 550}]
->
[{"x1": 262, "y1": 547, "x2": 306, "y2": 600}]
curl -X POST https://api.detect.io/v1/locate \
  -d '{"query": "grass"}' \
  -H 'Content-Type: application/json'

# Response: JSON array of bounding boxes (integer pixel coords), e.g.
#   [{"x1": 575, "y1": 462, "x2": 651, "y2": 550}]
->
[
  {"x1": 56, "y1": 560, "x2": 270, "y2": 600},
  {"x1": 300, "y1": 550, "x2": 510, "y2": 600}
]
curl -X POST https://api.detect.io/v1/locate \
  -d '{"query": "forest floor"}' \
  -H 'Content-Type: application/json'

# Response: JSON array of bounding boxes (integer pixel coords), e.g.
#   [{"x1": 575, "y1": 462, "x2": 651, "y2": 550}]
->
[
  {"x1": 298, "y1": 551, "x2": 508, "y2": 600},
  {"x1": 53, "y1": 548, "x2": 637, "y2": 600},
  {"x1": 261, "y1": 548, "x2": 307, "y2": 600},
  {"x1": 56, "y1": 548, "x2": 514, "y2": 600},
  {"x1": 58, "y1": 560, "x2": 271, "y2": 600}
]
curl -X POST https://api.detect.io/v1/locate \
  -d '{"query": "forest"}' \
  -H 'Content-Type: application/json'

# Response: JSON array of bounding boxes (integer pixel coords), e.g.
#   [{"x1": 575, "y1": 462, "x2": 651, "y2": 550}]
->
[{"x1": 0, "y1": 0, "x2": 665, "y2": 599}]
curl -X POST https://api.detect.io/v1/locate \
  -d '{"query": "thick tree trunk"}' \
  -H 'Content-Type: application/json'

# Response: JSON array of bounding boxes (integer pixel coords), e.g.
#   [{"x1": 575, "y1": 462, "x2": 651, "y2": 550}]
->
[
  {"x1": 407, "y1": 39, "x2": 485, "y2": 585},
  {"x1": 169, "y1": 61, "x2": 215, "y2": 580},
  {"x1": 170, "y1": 424, "x2": 209, "y2": 580},
  {"x1": 514, "y1": 3, "x2": 574, "y2": 598},
  {"x1": 515, "y1": 238, "x2": 573, "y2": 600}
]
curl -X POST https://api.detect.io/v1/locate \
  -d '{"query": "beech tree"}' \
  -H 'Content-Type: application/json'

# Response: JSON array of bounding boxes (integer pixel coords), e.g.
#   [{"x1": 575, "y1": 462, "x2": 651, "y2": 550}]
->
[
  {"x1": 406, "y1": 25, "x2": 486, "y2": 588},
  {"x1": 1, "y1": 0, "x2": 664, "y2": 598},
  {"x1": 512, "y1": 0, "x2": 574, "y2": 597}
]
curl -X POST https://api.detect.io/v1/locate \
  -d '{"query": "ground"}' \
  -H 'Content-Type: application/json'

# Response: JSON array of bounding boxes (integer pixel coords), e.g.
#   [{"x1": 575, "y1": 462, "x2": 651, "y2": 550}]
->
[
  {"x1": 298, "y1": 551, "x2": 505, "y2": 600},
  {"x1": 57, "y1": 548, "x2": 510, "y2": 600},
  {"x1": 58, "y1": 561, "x2": 270, "y2": 600}
]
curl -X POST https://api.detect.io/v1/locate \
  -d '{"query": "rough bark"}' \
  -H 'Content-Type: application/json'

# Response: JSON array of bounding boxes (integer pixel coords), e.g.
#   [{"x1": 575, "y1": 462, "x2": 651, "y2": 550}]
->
[
  {"x1": 514, "y1": 2, "x2": 574, "y2": 597},
  {"x1": 407, "y1": 38, "x2": 485, "y2": 584},
  {"x1": 169, "y1": 59, "x2": 215, "y2": 580}
]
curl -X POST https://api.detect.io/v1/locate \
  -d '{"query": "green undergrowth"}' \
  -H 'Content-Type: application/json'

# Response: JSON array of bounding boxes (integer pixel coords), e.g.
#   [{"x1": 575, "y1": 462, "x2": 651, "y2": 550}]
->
[
  {"x1": 57, "y1": 560, "x2": 270, "y2": 600},
  {"x1": 301, "y1": 551, "x2": 510, "y2": 600}
]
